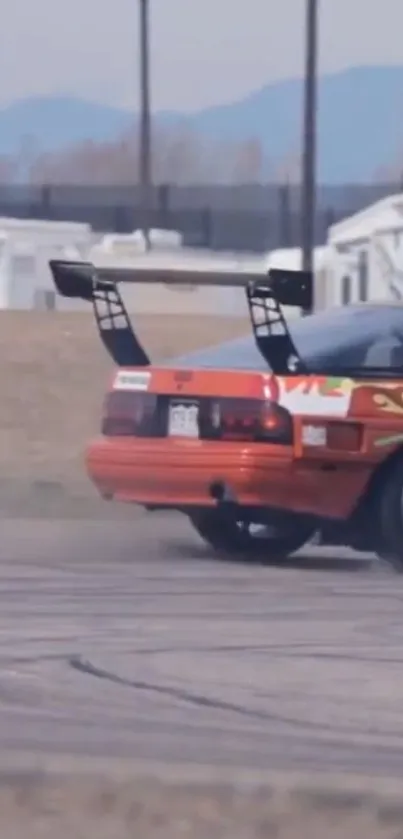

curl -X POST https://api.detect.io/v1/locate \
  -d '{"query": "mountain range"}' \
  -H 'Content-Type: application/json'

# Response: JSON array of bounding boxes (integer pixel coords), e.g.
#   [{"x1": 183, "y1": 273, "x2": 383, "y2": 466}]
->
[{"x1": 1, "y1": 65, "x2": 403, "y2": 183}]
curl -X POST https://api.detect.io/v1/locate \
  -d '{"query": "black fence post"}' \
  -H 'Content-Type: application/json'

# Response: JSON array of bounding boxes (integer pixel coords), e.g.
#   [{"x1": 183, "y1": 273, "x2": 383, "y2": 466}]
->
[
  {"x1": 40, "y1": 185, "x2": 52, "y2": 219},
  {"x1": 278, "y1": 183, "x2": 292, "y2": 246},
  {"x1": 201, "y1": 207, "x2": 212, "y2": 247},
  {"x1": 157, "y1": 183, "x2": 171, "y2": 228}
]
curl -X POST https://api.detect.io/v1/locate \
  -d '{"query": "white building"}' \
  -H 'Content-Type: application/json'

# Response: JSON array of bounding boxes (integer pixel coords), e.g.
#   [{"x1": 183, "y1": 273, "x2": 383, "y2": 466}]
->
[
  {"x1": 324, "y1": 193, "x2": 403, "y2": 308},
  {"x1": 0, "y1": 218, "x2": 93, "y2": 309}
]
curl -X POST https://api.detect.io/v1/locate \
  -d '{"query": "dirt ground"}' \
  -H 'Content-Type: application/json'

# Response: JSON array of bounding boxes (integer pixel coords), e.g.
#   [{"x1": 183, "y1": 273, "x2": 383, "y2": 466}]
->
[
  {"x1": 0, "y1": 311, "x2": 247, "y2": 488},
  {"x1": 0, "y1": 769, "x2": 402, "y2": 839}
]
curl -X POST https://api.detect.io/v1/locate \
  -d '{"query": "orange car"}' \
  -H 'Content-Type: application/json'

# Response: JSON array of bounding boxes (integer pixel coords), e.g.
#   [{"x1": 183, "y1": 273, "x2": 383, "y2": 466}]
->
[{"x1": 50, "y1": 258, "x2": 403, "y2": 570}]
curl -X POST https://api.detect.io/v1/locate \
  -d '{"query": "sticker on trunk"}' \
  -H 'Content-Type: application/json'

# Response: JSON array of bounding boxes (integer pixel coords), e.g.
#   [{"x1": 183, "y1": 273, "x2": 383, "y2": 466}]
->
[
  {"x1": 113, "y1": 371, "x2": 151, "y2": 391},
  {"x1": 302, "y1": 424, "x2": 327, "y2": 447}
]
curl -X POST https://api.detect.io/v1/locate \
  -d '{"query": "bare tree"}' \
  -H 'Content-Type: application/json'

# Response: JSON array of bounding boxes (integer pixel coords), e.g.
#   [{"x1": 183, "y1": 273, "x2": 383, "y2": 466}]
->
[
  {"x1": 274, "y1": 148, "x2": 302, "y2": 184},
  {"x1": 30, "y1": 136, "x2": 138, "y2": 186},
  {"x1": 151, "y1": 122, "x2": 207, "y2": 184},
  {"x1": 230, "y1": 138, "x2": 264, "y2": 183},
  {"x1": 0, "y1": 154, "x2": 20, "y2": 184},
  {"x1": 372, "y1": 158, "x2": 403, "y2": 188},
  {"x1": 26, "y1": 124, "x2": 276, "y2": 187}
]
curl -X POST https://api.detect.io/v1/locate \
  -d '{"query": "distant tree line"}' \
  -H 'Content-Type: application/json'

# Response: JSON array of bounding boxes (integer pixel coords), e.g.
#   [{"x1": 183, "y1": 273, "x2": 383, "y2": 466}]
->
[
  {"x1": 0, "y1": 123, "x2": 305, "y2": 186},
  {"x1": 0, "y1": 120, "x2": 402, "y2": 189}
]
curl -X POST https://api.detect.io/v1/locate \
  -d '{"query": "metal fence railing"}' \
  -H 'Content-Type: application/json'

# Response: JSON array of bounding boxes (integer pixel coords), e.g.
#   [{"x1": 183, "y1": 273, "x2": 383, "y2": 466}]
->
[{"x1": 0, "y1": 182, "x2": 398, "y2": 252}]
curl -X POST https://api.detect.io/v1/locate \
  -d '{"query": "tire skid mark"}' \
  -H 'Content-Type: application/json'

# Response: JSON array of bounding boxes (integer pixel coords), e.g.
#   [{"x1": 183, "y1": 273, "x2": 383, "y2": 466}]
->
[{"x1": 68, "y1": 654, "x2": 403, "y2": 741}]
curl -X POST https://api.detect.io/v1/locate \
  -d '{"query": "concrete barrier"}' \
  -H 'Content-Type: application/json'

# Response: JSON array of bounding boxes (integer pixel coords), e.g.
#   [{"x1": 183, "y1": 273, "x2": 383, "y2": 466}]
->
[{"x1": 0, "y1": 757, "x2": 402, "y2": 838}]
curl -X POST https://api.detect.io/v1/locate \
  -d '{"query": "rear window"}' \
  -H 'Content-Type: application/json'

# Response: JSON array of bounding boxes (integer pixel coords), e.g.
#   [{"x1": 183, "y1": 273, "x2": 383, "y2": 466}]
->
[
  {"x1": 169, "y1": 335, "x2": 265, "y2": 370},
  {"x1": 165, "y1": 305, "x2": 403, "y2": 373}
]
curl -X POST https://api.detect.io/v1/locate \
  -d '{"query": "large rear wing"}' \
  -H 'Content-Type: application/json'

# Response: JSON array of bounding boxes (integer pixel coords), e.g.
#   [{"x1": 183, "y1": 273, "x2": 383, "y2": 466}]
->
[{"x1": 48, "y1": 257, "x2": 313, "y2": 373}]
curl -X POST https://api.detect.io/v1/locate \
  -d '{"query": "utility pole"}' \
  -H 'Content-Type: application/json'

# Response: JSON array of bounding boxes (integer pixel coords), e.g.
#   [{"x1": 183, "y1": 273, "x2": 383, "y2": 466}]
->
[
  {"x1": 139, "y1": 0, "x2": 152, "y2": 249},
  {"x1": 300, "y1": 0, "x2": 318, "y2": 312}
]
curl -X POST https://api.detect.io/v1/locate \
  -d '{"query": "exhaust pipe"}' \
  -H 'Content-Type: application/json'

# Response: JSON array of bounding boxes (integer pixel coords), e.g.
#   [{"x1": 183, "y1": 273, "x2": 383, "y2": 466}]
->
[{"x1": 209, "y1": 481, "x2": 238, "y2": 504}]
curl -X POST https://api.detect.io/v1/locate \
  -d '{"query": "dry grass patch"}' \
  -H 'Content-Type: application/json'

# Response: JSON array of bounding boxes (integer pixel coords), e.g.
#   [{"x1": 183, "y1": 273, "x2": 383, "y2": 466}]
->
[{"x1": 0, "y1": 311, "x2": 247, "y2": 485}]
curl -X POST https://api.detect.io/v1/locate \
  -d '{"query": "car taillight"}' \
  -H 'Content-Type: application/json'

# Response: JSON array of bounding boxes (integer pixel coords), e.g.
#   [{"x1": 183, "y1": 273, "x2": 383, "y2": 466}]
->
[
  {"x1": 327, "y1": 421, "x2": 362, "y2": 452},
  {"x1": 102, "y1": 391, "x2": 157, "y2": 436},
  {"x1": 207, "y1": 398, "x2": 293, "y2": 444}
]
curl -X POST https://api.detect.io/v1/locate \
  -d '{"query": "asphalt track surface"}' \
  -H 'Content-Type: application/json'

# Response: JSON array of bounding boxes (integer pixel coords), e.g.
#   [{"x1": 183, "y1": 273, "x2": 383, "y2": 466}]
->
[{"x1": 2, "y1": 507, "x2": 403, "y2": 780}]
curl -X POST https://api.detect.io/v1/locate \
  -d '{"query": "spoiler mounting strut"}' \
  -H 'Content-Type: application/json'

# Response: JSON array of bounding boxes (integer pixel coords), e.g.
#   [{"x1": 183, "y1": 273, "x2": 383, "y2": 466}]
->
[
  {"x1": 49, "y1": 260, "x2": 149, "y2": 367},
  {"x1": 246, "y1": 273, "x2": 309, "y2": 374},
  {"x1": 92, "y1": 280, "x2": 149, "y2": 367}
]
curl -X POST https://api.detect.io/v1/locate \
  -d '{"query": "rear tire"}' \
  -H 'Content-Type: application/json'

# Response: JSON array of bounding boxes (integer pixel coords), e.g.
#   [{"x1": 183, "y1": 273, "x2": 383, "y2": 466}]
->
[
  {"x1": 191, "y1": 508, "x2": 314, "y2": 561},
  {"x1": 374, "y1": 458, "x2": 403, "y2": 571}
]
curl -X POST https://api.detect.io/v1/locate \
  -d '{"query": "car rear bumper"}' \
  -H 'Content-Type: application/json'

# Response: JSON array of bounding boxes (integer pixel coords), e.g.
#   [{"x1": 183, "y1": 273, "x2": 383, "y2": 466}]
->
[{"x1": 86, "y1": 437, "x2": 370, "y2": 519}]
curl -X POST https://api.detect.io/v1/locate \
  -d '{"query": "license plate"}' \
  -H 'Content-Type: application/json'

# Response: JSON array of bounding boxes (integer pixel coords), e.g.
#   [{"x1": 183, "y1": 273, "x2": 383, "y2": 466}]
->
[{"x1": 168, "y1": 401, "x2": 199, "y2": 438}]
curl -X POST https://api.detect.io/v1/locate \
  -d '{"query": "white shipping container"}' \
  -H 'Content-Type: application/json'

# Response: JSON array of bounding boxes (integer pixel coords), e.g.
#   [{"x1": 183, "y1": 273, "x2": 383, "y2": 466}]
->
[
  {"x1": 325, "y1": 193, "x2": 403, "y2": 307},
  {"x1": 0, "y1": 218, "x2": 94, "y2": 309}
]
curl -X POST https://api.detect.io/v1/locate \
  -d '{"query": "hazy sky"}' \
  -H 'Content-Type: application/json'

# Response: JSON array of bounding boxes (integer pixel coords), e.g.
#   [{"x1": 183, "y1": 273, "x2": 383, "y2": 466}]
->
[{"x1": 1, "y1": 0, "x2": 403, "y2": 111}]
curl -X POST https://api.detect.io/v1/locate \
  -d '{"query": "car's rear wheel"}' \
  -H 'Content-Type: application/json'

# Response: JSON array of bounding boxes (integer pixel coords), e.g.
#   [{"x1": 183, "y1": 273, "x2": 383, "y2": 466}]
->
[
  {"x1": 190, "y1": 509, "x2": 314, "y2": 560},
  {"x1": 373, "y1": 458, "x2": 403, "y2": 571}
]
